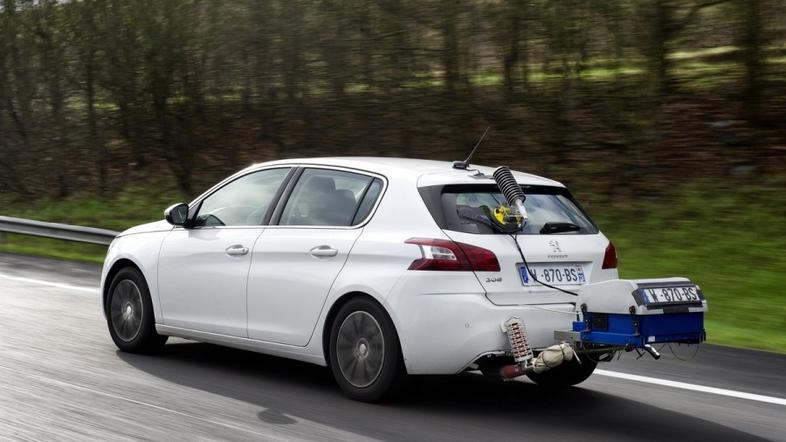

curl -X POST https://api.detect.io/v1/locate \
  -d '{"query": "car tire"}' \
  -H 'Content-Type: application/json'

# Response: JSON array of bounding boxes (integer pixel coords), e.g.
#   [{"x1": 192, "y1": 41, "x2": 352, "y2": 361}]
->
[
  {"x1": 525, "y1": 356, "x2": 597, "y2": 387},
  {"x1": 328, "y1": 297, "x2": 408, "y2": 402},
  {"x1": 106, "y1": 267, "x2": 167, "y2": 354}
]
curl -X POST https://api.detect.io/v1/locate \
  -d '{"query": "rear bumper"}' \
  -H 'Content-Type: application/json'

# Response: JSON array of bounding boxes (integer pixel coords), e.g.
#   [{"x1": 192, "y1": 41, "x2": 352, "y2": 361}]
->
[{"x1": 387, "y1": 290, "x2": 576, "y2": 375}]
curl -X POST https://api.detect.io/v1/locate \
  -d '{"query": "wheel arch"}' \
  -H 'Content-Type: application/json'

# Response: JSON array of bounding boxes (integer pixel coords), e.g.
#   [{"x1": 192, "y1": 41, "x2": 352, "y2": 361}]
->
[
  {"x1": 321, "y1": 291, "x2": 403, "y2": 370},
  {"x1": 102, "y1": 258, "x2": 143, "y2": 315}
]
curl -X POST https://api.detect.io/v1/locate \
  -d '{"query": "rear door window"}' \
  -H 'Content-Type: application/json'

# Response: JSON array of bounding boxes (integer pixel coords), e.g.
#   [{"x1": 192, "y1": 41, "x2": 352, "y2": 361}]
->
[
  {"x1": 279, "y1": 168, "x2": 380, "y2": 227},
  {"x1": 426, "y1": 185, "x2": 598, "y2": 235}
]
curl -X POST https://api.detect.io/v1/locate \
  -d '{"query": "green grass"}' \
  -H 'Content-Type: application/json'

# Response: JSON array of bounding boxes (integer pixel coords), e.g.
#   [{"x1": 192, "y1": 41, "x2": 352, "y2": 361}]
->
[
  {"x1": 0, "y1": 184, "x2": 185, "y2": 231},
  {"x1": 0, "y1": 182, "x2": 186, "y2": 263},
  {"x1": 2, "y1": 181, "x2": 785, "y2": 353},
  {"x1": 591, "y1": 182, "x2": 786, "y2": 354},
  {"x1": 0, "y1": 235, "x2": 108, "y2": 264}
]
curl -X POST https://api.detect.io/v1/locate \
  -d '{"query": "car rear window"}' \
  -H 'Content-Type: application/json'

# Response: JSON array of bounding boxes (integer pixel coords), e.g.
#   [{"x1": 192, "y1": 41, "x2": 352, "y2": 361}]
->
[{"x1": 419, "y1": 184, "x2": 598, "y2": 235}]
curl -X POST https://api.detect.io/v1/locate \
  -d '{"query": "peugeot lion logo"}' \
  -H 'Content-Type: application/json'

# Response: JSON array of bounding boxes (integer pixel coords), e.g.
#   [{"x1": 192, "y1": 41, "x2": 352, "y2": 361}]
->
[{"x1": 548, "y1": 240, "x2": 568, "y2": 259}]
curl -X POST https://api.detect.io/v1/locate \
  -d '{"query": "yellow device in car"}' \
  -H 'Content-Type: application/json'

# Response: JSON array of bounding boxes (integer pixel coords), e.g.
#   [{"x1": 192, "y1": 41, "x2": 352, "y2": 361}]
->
[
  {"x1": 476, "y1": 203, "x2": 523, "y2": 234},
  {"x1": 493, "y1": 204, "x2": 522, "y2": 227}
]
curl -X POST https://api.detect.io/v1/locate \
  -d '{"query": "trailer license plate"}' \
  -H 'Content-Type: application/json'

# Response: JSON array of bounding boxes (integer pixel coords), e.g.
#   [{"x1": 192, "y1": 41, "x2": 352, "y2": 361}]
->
[
  {"x1": 519, "y1": 263, "x2": 586, "y2": 286},
  {"x1": 637, "y1": 285, "x2": 704, "y2": 307}
]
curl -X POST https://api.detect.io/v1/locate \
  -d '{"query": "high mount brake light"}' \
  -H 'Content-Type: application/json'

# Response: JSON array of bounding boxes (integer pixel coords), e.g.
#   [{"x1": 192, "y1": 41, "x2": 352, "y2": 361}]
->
[
  {"x1": 602, "y1": 241, "x2": 618, "y2": 269},
  {"x1": 405, "y1": 238, "x2": 500, "y2": 272}
]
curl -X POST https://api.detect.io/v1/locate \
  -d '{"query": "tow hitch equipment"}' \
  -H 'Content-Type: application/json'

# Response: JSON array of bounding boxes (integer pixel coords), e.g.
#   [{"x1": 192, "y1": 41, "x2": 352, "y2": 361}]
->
[
  {"x1": 500, "y1": 317, "x2": 578, "y2": 379},
  {"x1": 564, "y1": 278, "x2": 707, "y2": 348},
  {"x1": 500, "y1": 317, "x2": 533, "y2": 379},
  {"x1": 463, "y1": 160, "x2": 709, "y2": 379},
  {"x1": 499, "y1": 278, "x2": 707, "y2": 379}
]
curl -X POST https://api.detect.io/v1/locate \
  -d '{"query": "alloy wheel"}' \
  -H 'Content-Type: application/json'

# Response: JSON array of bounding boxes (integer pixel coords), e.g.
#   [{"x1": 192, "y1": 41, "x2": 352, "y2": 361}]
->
[{"x1": 336, "y1": 311, "x2": 386, "y2": 388}]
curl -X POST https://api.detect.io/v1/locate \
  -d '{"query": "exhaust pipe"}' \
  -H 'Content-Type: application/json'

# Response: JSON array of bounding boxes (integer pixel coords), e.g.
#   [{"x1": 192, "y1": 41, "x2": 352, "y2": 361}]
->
[
  {"x1": 499, "y1": 363, "x2": 529, "y2": 379},
  {"x1": 498, "y1": 336, "x2": 578, "y2": 379},
  {"x1": 644, "y1": 344, "x2": 661, "y2": 360}
]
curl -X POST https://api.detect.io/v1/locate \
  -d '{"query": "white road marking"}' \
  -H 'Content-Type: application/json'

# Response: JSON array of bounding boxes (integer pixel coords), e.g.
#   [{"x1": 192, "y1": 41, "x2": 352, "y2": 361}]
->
[
  {"x1": 595, "y1": 369, "x2": 786, "y2": 406},
  {"x1": 3, "y1": 273, "x2": 785, "y2": 408},
  {"x1": 0, "y1": 273, "x2": 99, "y2": 294}
]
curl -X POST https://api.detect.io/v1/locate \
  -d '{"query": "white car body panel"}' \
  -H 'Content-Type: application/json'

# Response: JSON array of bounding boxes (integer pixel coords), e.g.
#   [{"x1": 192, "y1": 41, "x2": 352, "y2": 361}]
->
[
  {"x1": 102, "y1": 157, "x2": 618, "y2": 375},
  {"x1": 417, "y1": 168, "x2": 564, "y2": 188},
  {"x1": 158, "y1": 227, "x2": 263, "y2": 336},
  {"x1": 444, "y1": 231, "x2": 617, "y2": 305},
  {"x1": 101, "y1": 220, "x2": 172, "y2": 322},
  {"x1": 247, "y1": 227, "x2": 362, "y2": 345}
]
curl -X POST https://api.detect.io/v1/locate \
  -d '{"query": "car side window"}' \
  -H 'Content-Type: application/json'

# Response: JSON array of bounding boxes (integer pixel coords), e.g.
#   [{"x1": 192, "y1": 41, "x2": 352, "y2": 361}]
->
[
  {"x1": 352, "y1": 178, "x2": 383, "y2": 225},
  {"x1": 279, "y1": 169, "x2": 376, "y2": 227},
  {"x1": 194, "y1": 168, "x2": 290, "y2": 227}
]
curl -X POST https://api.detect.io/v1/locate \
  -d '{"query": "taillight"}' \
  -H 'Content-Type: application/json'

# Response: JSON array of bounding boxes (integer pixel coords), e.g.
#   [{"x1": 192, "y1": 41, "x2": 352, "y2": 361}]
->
[
  {"x1": 602, "y1": 241, "x2": 618, "y2": 269},
  {"x1": 405, "y1": 238, "x2": 500, "y2": 272}
]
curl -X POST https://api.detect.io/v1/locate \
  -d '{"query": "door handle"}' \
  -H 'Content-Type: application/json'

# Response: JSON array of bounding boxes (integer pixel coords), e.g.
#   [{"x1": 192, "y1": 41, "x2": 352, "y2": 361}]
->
[
  {"x1": 310, "y1": 245, "x2": 338, "y2": 258},
  {"x1": 225, "y1": 245, "x2": 249, "y2": 256}
]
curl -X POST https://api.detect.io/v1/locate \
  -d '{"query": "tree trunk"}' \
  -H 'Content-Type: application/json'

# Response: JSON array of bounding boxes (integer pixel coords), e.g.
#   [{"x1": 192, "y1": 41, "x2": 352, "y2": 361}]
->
[
  {"x1": 441, "y1": 6, "x2": 460, "y2": 100},
  {"x1": 503, "y1": 4, "x2": 520, "y2": 103},
  {"x1": 86, "y1": 61, "x2": 106, "y2": 194},
  {"x1": 281, "y1": 1, "x2": 302, "y2": 103},
  {"x1": 741, "y1": 0, "x2": 762, "y2": 126},
  {"x1": 651, "y1": 0, "x2": 674, "y2": 97},
  {"x1": 36, "y1": 2, "x2": 70, "y2": 198}
]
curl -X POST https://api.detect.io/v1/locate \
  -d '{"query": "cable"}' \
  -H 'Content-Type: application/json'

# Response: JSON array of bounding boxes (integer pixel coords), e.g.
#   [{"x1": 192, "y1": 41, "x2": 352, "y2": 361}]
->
[
  {"x1": 526, "y1": 304, "x2": 578, "y2": 316},
  {"x1": 510, "y1": 233, "x2": 580, "y2": 297}
]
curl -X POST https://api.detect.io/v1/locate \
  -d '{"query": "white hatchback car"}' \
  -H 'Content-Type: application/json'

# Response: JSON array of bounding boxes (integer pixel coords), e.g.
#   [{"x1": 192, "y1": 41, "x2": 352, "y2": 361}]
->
[{"x1": 102, "y1": 157, "x2": 618, "y2": 401}]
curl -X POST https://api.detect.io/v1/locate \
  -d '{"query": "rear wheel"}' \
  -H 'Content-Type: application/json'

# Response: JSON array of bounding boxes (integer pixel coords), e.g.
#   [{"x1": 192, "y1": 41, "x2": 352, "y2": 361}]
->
[
  {"x1": 328, "y1": 298, "x2": 408, "y2": 402},
  {"x1": 526, "y1": 356, "x2": 596, "y2": 387},
  {"x1": 106, "y1": 267, "x2": 167, "y2": 353}
]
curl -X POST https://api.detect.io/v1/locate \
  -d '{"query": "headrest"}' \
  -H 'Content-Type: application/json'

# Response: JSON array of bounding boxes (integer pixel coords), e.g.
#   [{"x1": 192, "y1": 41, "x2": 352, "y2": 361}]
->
[
  {"x1": 305, "y1": 176, "x2": 336, "y2": 193},
  {"x1": 335, "y1": 189, "x2": 356, "y2": 202}
]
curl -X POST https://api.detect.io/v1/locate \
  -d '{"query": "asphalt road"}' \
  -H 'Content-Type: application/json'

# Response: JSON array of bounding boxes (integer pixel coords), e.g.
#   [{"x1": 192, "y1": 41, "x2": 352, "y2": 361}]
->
[{"x1": 1, "y1": 252, "x2": 784, "y2": 442}]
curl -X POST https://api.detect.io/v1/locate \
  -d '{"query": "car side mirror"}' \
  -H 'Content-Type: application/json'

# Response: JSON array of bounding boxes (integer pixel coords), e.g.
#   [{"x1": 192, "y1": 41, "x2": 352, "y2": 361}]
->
[{"x1": 164, "y1": 203, "x2": 190, "y2": 226}]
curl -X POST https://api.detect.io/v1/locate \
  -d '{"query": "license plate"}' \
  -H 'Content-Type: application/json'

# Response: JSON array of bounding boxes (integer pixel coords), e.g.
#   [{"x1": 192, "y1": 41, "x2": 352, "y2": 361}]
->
[
  {"x1": 518, "y1": 263, "x2": 586, "y2": 286},
  {"x1": 635, "y1": 284, "x2": 704, "y2": 308}
]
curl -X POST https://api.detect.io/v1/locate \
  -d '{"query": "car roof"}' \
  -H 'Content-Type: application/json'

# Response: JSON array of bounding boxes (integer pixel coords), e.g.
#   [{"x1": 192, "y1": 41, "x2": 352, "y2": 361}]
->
[{"x1": 250, "y1": 157, "x2": 565, "y2": 188}]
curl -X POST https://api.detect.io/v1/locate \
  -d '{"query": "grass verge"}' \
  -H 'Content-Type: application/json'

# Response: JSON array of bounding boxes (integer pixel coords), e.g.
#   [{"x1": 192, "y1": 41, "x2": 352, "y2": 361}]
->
[{"x1": 591, "y1": 182, "x2": 786, "y2": 354}]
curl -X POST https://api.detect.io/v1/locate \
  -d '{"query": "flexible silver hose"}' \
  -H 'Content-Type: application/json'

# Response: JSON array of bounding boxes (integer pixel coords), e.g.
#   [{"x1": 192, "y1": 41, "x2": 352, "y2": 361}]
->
[
  {"x1": 492, "y1": 166, "x2": 525, "y2": 203},
  {"x1": 492, "y1": 166, "x2": 528, "y2": 223}
]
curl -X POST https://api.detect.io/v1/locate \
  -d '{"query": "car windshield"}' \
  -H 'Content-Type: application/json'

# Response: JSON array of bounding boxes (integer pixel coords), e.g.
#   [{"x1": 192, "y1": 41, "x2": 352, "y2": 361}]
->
[{"x1": 435, "y1": 186, "x2": 598, "y2": 235}]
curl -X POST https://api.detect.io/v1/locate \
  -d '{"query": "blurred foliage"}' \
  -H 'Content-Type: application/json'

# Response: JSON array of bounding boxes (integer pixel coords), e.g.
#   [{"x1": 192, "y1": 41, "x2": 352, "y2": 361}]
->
[
  {"x1": 1, "y1": 0, "x2": 786, "y2": 352},
  {"x1": 0, "y1": 0, "x2": 784, "y2": 198}
]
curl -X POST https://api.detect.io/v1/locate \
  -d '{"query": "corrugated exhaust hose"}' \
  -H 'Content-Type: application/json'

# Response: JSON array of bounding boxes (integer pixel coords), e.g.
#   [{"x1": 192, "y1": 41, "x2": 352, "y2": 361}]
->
[
  {"x1": 492, "y1": 166, "x2": 528, "y2": 226},
  {"x1": 492, "y1": 166, "x2": 525, "y2": 204}
]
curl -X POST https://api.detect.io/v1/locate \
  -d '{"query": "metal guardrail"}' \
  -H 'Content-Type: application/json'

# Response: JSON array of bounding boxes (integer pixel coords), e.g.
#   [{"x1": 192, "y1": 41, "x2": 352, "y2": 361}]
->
[{"x1": 0, "y1": 216, "x2": 119, "y2": 245}]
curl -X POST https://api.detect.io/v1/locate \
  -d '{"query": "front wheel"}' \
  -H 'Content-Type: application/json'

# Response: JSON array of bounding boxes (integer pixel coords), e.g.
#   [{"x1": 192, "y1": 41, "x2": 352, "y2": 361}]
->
[
  {"x1": 526, "y1": 356, "x2": 596, "y2": 387},
  {"x1": 106, "y1": 267, "x2": 167, "y2": 353},
  {"x1": 328, "y1": 298, "x2": 408, "y2": 402}
]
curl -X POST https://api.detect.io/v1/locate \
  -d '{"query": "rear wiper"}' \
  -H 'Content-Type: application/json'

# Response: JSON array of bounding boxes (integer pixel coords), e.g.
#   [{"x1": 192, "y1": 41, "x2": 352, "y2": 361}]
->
[{"x1": 540, "y1": 222, "x2": 581, "y2": 234}]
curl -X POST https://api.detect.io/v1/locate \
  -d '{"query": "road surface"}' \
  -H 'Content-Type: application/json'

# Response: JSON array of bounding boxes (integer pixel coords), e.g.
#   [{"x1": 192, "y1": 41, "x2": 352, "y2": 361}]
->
[{"x1": 0, "y1": 253, "x2": 784, "y2": 441}]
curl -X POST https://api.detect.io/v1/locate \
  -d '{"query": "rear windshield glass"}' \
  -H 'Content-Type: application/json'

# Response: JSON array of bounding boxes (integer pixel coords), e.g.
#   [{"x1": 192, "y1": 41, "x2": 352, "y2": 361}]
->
[{"x1": 422, "y1": 185, "x2": 598, "y2": 235}]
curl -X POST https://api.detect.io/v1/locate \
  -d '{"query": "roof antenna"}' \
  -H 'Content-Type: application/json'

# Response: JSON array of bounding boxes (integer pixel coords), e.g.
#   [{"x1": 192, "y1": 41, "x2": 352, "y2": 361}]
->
[{"x1": 453, "y1": 126, "x2": 490, "y2": 170}]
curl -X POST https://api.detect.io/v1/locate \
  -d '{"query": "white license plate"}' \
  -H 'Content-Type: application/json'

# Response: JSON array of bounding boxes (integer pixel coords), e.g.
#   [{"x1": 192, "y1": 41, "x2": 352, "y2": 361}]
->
[
  {"x1": 519, "y1": 263, "x2": 587, "y2": 286},
  {"x1": 639, "y1": 285, "x2": 703, "y2": 306}
]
